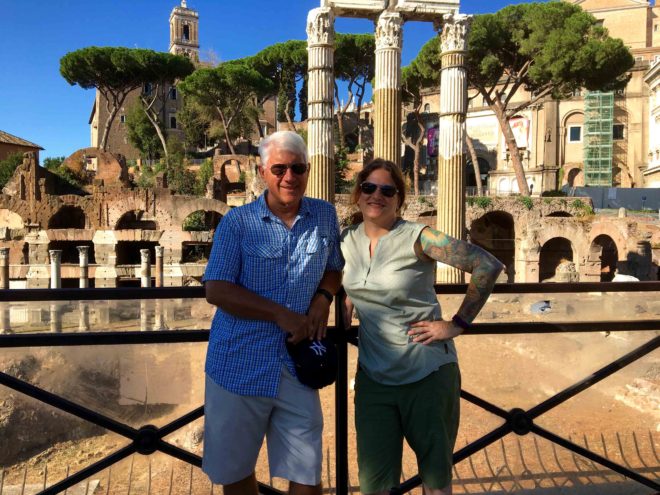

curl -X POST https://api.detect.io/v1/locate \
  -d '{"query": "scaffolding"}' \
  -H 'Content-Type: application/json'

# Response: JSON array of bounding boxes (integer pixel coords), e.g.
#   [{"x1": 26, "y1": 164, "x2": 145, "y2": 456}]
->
[{"x1": 583, "y1": 91, "x2": 614, "y2": 186}]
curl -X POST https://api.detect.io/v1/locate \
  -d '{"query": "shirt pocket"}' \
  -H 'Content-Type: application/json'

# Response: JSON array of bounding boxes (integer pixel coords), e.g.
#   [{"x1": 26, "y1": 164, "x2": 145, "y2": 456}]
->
[
  {"x1": 242, "y1": 243, "x2": 285, "y2": 294},
  {"x1": 306, "y1": 235, "x2": 329, "y2": 258}
]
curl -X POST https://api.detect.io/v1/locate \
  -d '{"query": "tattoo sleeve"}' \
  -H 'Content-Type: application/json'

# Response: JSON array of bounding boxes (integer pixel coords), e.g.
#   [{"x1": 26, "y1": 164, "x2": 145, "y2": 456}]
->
[{"x1": 419, "y1": 227, "x2": 505, "y2": 323}]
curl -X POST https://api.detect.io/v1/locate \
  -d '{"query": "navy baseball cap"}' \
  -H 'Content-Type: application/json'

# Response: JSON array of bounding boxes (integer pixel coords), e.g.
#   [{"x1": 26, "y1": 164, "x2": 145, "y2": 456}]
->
[{"x1": 286, "y1": 337, "x2": 338, "y2": 389}]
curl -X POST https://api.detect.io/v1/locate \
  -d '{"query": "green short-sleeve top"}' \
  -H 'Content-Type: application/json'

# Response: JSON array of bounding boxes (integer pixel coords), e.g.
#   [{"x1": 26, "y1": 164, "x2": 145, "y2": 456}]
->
[{"x1": 341, "y1": 219, "x2": 458, "y2": 385}]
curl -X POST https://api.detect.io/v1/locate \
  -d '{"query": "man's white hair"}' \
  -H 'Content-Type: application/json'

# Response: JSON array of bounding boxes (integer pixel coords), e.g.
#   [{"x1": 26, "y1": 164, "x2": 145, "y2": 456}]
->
[{"x1": 258, "y1": 131, "x2": 308, "y2": 166}]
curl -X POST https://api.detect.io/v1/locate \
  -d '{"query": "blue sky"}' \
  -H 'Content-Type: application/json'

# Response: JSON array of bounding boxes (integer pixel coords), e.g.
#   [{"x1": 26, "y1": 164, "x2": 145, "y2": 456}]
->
[{"x1": 0, "y1": 0, "x2": 531, "y2": 160}]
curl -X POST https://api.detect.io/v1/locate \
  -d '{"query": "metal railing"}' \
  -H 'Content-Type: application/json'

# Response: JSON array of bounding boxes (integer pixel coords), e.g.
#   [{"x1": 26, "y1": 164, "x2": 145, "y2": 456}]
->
[{"x1": 0, "y1": 282, "x2": 659, "y2": 495}]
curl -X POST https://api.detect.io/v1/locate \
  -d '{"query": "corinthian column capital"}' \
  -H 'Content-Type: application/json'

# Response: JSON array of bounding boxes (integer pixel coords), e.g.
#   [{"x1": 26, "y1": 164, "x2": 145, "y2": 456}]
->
[
  {"x1": 439, "y1": 13, "x2": 472, "y2": 53},
  {"x1": 307, "y1": 7, "x2": 335, "y2": 46},
  {"x1": 375, "y1": 11, "x2": 403, "y2": 51}
]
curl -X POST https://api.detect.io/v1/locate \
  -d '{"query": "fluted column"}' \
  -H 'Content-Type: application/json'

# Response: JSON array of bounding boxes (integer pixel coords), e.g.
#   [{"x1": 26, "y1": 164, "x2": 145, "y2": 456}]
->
[
  {"x1": 155, "y1": 246, "x2": 164, "y2": 288},
  {"x1": 0, "y1": 248, "x2": 9, "y2": 289},
  {"x1": 77, "y1": 246, "x2": 89, "y2": 289},
  {"x1": 436, "y1": 14, "x2": 472, "y2": 283},
  {"x1": 49, "y1": 250, "x2": 62, "y2": 289},
  {"x1": 373, "y1": 11, "x2": 403, "y2": 166},
  {"x1": 306, "y1": 7, "x2": 335, "y2": 201}
]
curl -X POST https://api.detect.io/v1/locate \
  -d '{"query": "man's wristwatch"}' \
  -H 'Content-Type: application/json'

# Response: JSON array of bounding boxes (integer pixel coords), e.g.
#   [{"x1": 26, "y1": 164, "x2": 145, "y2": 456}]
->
[
  {"x1": 314, "y1": 288, "x2": 334, "y2": 304},
  {"x1": 451, "y1": 314, "x2": 471, "y2": 331}
]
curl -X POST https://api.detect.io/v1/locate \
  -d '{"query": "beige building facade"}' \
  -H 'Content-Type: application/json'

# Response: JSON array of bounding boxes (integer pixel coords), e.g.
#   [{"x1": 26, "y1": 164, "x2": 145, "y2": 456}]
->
[
  {"x1": 416, "y1": 0, "x2": 660, "y2": 194},
  {"x1": 644, "y1": 58, "x2": 660, "y2": 186}
]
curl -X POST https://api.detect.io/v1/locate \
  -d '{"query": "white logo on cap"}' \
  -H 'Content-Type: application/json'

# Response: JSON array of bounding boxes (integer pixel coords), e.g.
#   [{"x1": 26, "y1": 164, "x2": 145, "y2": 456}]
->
[{"x1": 310, "y1": 341, "x2": 327, "y2": 356}]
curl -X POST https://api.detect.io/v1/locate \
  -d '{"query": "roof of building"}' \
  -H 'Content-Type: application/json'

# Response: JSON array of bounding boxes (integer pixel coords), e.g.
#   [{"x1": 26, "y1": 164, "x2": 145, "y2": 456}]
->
[{"x1": 0, "y1": 130, "x2": 43, "y2": 150}]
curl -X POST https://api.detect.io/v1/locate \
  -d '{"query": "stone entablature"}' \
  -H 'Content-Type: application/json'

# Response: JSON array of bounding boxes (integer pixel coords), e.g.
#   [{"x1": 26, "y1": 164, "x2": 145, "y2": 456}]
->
[{"x1": 326, "y1": 0, "x2": 459, "y2": 20}]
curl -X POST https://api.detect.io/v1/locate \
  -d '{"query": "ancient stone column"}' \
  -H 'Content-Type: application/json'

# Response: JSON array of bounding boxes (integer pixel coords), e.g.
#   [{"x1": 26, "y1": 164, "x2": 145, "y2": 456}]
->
[
  {"x1": 49, "y1": 250, "x2": 62, "y2": 289},
  {"x1": 77, "y1": 246, "x2": 90, "y2": 289},
  {"x1": 373, "y1": 11, "x2": 403, "y2": 166},
  {"x1": 78, "y1": 301, "x2": 90, "y2": 331},
  {"x1": 306, "y1": 7, "x2": 335, "y2": 201},
  {"x1": 140, "y1": 249, "x2": 151, "y2": 288},
  {"x1": 0, "y1": 247, "x2": 9, "y2": 289},
  {"x1": 435, "y1": 14, "x2": 472, "y2": 283},
  {"x1": 140, "y1": 300, "x2": 149, "y2": 332},
  {"x1": 50, "y1": 303, "x2": 62, "y2": 333},
  {"x1": 155, "y1": 246, "x2": 164, "y2": 288},
  {"x1": 154, "y1": 299, "x2": 167, "y2": 330},
  {"x1": 0, "y1": 304, "x2": 10, "y2": 334}
]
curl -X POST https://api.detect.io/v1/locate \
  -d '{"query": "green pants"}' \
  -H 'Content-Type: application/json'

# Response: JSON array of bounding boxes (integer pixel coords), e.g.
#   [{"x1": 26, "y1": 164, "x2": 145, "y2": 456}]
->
[{"x1": 355, "y1": 363, "x2": 461, "y2": 493}]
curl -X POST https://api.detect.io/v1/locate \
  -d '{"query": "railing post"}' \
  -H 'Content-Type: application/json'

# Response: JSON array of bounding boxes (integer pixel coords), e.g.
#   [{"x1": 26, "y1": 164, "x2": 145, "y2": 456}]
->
[{"x1": 334, "y1": 288, "x2": 349, "y2": 495}]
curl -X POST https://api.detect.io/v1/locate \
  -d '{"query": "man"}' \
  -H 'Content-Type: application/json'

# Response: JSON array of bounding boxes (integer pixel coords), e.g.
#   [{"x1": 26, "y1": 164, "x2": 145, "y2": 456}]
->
[{"x1": 202, "y1": 131, "x2": 343, "y2": 495}]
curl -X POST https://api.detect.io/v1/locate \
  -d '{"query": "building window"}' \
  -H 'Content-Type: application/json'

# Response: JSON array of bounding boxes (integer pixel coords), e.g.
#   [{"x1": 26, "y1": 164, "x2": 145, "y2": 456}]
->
[
  {"x1": 170, "y1": 115, "x2": 177, "y2": 129},
  {"x1": 613, "y1": 124, "x2": 624, "y2": 140},
  {"x1": 568, "y1": 125, "x2": 582, "y2": 143},
  {"x1": 423, "y1": 103, "x2": 431, "y2": 113},
  {"x1": 169, "y1": 87, "x2": 177, "y2": 100},
  {"x1": 120, "y1": 115, "x2": 126, "y2": 124},
  {"x1": 183, "y1": 24, "x2": 190, "y2": 41},
  {"x1": 143, "y1": 83, "x2": 153, "y2": 96}
]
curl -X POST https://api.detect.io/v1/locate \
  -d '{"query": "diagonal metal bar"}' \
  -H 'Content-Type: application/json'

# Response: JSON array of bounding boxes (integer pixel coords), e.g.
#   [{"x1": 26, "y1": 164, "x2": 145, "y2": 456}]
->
[
  {"x1": 531, "y1": 424, "x2": 660, "y2": 491},
  {"x1": 527, "y1": 335, "x2": 660, "y2": 419},
  {"x1": 0, "y1": 371, "x2": 137, "y2": 438},
  {"x1": 37, "y1": 444, "x2": 135, "y2": 495},
  {"x1": 460, "y1": 390, "x2": 509, "y2": 419},
  {"x1": 158, "y1": 405, "x2": 205, "y2": 437},
  {"x1": 157, "y1": 441, "x2": 202, "y2": 467}
]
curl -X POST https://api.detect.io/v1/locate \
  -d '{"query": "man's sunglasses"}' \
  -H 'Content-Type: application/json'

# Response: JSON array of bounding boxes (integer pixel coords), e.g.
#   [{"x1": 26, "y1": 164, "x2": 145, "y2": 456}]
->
[
  {"x1": 269, "y1": 163, "x2": 309, "y2": 176},
  {"x1": 359, "y1": 182, "x2": 398, "y2": 198}
]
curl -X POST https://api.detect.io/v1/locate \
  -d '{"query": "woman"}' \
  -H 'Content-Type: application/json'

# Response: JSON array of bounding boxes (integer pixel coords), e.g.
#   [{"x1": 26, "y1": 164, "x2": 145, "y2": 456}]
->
[{"x1": 341, "y1": 159, "x2": 504, "y2": 495}]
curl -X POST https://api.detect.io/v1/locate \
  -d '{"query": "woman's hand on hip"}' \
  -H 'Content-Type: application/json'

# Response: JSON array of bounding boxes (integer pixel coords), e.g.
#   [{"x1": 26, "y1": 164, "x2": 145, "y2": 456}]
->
[{"x1": 408, "y1": 319, "x2": 462, "y2": 344}]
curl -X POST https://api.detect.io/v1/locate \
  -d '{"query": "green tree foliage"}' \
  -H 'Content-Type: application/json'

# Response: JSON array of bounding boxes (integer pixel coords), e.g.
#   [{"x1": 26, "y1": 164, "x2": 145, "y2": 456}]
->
[
  {"x1": 60, "y1": 47, "x2": 147, "y2": 151},
  {"x1": 334, "y1": 34, "x2": 375, "y2": 148},
  {"x1": 0, "y1": 153, "x2": 23, "y2": 189},
  {"x1": 465, "y1": 2, "x2": 633, "y2": 194},
  {"x1": 179, "y1": 61, "x2": 273, "y2": 154},
  {"x1": 43, "y1": 156, "x2": 65, "y2": 170},
  {"x1": 178, "y1": 99, "x2": 214, "y2": 150},
  {"x1": 195, "y1": 158, "x2": 214, "y2": 196},
  {"x1": 411, "y1": 3, "x2": 633, "y2": 195},
  {"x1": 125, "y1": 103, "x2": 162, "y2": 161},
  {"x1": 249, "y1": 41, "x2": 308, "y2": 132},
  {"x1": 136, "y1": 52, "x2": 195, "y2": 158},
  {"x1": 41, "y1": 156, "x2": 84, "y2": 189}
]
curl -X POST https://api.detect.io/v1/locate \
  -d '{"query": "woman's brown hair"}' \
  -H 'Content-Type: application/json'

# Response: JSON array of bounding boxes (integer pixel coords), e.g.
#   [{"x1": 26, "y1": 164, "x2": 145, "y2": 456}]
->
[{"x1": 350, "y1": 158, "x2": 406, "y2": 210}]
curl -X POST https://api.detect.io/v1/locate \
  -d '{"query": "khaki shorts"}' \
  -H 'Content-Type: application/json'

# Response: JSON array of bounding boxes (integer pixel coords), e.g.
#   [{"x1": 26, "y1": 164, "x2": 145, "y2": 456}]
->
[
  {"x1": 202, "y1": 367, "x2": 323, "y2": 486},
  {"x1": 355, "y1": 363, "x2": 461, "y2": 493}
]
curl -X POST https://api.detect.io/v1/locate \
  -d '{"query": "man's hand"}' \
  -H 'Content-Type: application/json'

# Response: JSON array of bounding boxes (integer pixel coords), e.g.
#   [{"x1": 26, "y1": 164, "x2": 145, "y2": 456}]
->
[
  {"x1": 275, "y1": 309, "x2": 309, "y2": 345},
  {"x1": 407, "y1": 320, "x2": 462, "y2": 345},
  {"x1": 307, "y1": 295, "x2": 331, "y2": 341}
]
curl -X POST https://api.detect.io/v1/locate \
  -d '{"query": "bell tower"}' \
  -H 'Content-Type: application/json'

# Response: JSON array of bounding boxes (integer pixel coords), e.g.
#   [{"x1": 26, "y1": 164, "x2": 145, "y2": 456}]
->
[{"x1": 169, "y1": 0, "x2": 199, "y2": 62}]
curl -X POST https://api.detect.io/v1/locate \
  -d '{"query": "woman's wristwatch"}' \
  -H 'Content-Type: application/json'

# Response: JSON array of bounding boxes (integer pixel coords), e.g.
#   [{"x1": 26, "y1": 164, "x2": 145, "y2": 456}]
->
[{"x1": 451, "y1": 314, "x2": 471, "y2": 331}]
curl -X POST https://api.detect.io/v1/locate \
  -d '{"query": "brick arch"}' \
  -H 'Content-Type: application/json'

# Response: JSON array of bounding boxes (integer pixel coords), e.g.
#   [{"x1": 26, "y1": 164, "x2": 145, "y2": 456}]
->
[
  {"x1": 48, "y1": 205, "x2": 88, "y2": 229},
  {"x1": 171, "y1": 198, "x2": 230, "y2": 228},
  {"x1": 536, "y1": 223, "x2": 589, "y2": 267},
  {"x1": 539, "y1": 236, "x2": 575, "y2": 282},
  {"x1": 588, "y1": 223, "x2": 628, "y2": 264}
]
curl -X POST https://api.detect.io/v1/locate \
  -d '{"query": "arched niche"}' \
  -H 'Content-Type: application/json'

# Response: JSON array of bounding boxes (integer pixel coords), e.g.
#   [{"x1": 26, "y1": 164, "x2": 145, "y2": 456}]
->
[
  {"x1": 539, "y1": 237, "x2": 574, "y2": 282},
  {"x1": 48, "y1": 206, "x2": 87, "y2": 229},
  {"x1": 182, "y1": 210, "x2": 222, "y2": 232},
  {"x1": 470, "y1": 211, "x2": 515, "y2": 282},
  {"x1": 116, "y1": 211, "x2": 158, "y2": 230},
  {"x1": 590, "y1": 234, "x2": 618, "y2": 282}
]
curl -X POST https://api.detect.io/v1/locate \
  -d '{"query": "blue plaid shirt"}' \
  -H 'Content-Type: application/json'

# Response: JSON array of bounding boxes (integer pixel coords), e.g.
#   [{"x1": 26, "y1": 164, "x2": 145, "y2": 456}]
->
[{"x1": 203, "y1": 193, "x2": 344, "y2": 397}]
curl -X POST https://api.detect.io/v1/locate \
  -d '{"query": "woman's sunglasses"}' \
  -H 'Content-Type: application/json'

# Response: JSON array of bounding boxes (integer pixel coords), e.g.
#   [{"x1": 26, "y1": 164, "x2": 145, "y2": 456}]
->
[
  {"x1": 269, "y1": 163, "x2": 309, "y2": 176},
  {"x1": 359, "y1": 182, "x2": 398, "y2": 198}
]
